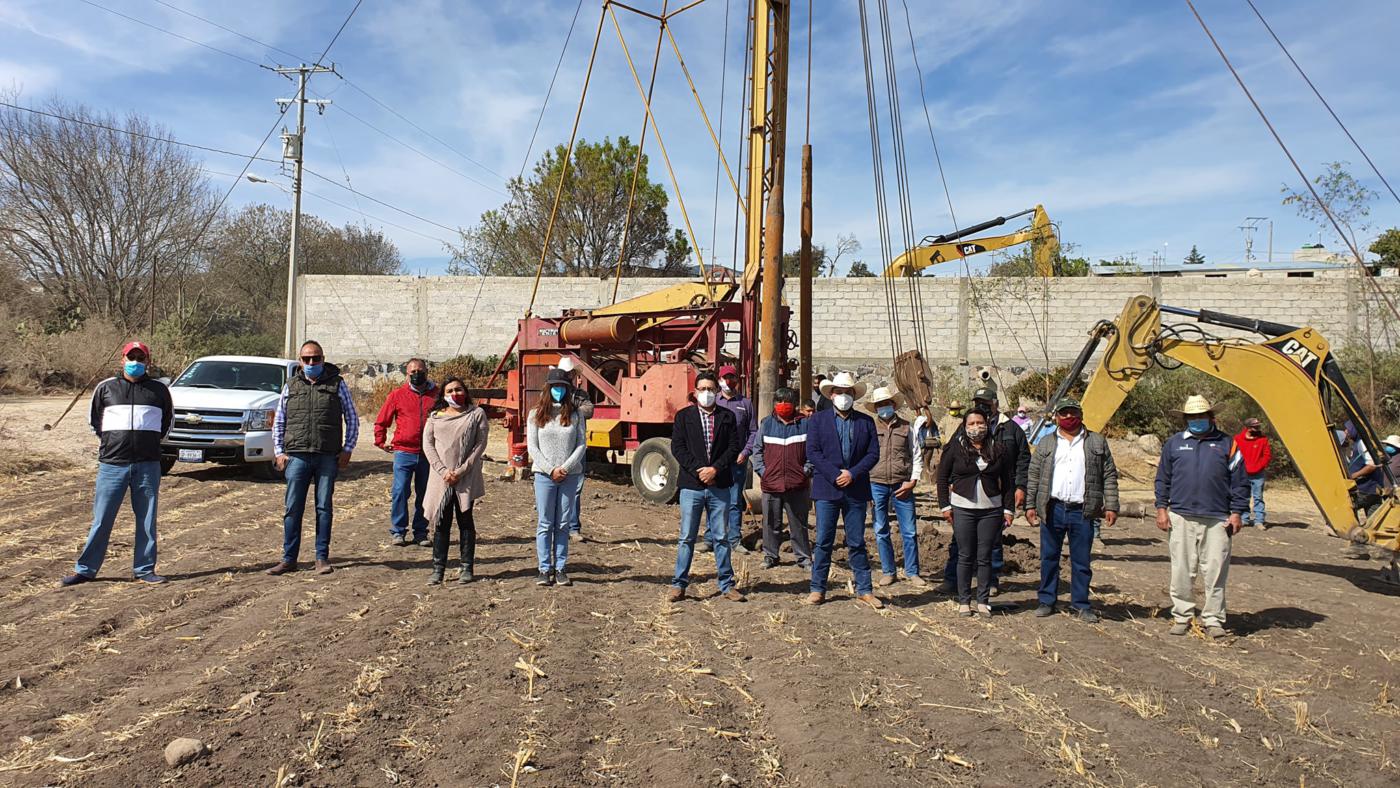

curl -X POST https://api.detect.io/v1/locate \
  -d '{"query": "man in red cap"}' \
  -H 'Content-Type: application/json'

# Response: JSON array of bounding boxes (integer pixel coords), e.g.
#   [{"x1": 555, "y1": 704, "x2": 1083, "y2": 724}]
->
[
  {"x1": 713, "y1": 364, "x2": 757, "y2": 555},
  {"x1": 62, "y1": 341, "x2": 173, "y2": 586},
  {"x1": 1234, "y1": 417, "x2": 1272, "y2": 529}
]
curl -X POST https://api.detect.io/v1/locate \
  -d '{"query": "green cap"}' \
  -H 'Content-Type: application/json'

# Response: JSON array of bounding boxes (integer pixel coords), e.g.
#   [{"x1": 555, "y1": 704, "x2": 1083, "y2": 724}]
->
[
  {"x1": 972, "y1": 386, "x2": 998, "y2": 403},
  {"x1": 1054, "y1": 397, "x2": 1083, "y2": 413}
]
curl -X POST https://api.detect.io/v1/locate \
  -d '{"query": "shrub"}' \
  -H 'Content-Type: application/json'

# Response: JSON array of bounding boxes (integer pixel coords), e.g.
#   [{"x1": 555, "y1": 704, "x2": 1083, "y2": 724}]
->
[
  {"x1": 1003, "y1": 365, "x2": 1081, "y2": 411},
  {"x1": 2, "y1": 311, "x2": 124, "y2": 392},
  {"x1": 362, "y1": 354, "x2": 515, "y2": 415}
]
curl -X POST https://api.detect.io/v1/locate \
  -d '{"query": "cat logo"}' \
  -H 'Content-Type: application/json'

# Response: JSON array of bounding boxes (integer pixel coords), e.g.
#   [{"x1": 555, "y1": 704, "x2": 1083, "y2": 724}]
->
[{"x1": 1272, "y1": 338, "x2": 1320, "y2": 374}]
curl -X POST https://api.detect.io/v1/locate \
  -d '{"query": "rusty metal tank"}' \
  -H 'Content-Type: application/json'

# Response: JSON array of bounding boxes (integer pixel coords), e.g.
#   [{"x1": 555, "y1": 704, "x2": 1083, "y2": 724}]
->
[{"x1": 559, "y1": 315, "x2": 637, "y2": 346}]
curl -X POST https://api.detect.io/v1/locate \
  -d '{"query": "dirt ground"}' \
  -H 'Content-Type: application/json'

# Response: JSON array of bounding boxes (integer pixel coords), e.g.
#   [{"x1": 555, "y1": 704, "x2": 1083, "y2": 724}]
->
[{"x1": 0, "y1": 395, "x2": 1397, "y2": 787}]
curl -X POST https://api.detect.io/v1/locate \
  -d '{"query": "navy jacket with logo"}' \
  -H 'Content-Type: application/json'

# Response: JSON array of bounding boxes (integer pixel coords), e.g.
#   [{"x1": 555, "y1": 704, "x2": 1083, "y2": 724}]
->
[
  {"x1": 89, "y1": 374, "x2": 174, "y2": 465},
  {"x1": 1154, "y1": 427, "x2": 1250, "y2": 520}
]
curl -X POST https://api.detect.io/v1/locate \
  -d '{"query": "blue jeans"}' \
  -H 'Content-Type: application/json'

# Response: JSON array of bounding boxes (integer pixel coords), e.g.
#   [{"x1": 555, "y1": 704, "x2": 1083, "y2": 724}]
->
[
  {"x1": 283, "y1": 452, "x2": 339, "y2": 563},
  {"x1": 871, "y1": 482, "x2": 919, "y2": 576},
  {"x1": 534, "y1": 472, "x2": 580, "y2": 573},
  {"x1": 945, "y1": 537, "x2": 1003, "y2": 586},
  {"x1": 1038, "y1": 501, "x2": 1094, "y2": 610},
  {"x1": 1247, "y1": 473, "x2": 1266, "y2": 525},
  {"x1": 75, "y1": 461, "x2": 161, "y2": 578},
  {"x1": 812, "y1": 496, "x2": 873, "y2": 595},
  {"x1": 570, "y1": 463, "x2": 584, "y2": 535},
  {"x1": 390, "y1": 451, "x2": 430, "y2": 539},
  {"x1": 672, "y1": 486, "x2": 735, "y2": 592},
  {"x1": 721, "y1": 459, "x2": 747, "y2": 546}
]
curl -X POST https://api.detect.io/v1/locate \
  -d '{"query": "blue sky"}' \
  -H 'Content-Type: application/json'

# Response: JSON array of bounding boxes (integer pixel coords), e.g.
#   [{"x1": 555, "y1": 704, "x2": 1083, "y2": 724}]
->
[{"x1": 2, "y1": 0, "x2": 1397, "y2": 275}]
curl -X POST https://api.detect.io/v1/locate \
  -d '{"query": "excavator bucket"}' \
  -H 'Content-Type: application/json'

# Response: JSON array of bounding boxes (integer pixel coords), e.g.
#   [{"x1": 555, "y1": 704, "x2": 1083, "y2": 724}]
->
[{"x1": 893, "y1": 350, "x2": 936, "y2": 411}]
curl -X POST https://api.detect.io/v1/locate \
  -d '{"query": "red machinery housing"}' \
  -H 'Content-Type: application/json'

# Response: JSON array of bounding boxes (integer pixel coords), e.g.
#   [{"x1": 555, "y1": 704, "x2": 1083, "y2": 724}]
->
[{"x1": 478, "y1": 276, "x2": 790, "y2": 503}]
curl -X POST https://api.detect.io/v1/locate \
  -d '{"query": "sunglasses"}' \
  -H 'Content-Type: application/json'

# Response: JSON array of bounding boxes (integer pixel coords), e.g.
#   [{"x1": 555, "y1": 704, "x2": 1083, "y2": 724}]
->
[
  {"x1": 125, "y1": 352, "x2": 148, "y2": 362},
  {"x1": 300, "y1": 354, "x2": 324, "y2": 363}
]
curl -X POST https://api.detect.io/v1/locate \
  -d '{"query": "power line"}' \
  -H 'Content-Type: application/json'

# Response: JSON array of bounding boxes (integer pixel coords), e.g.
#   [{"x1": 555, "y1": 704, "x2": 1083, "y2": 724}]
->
[
  {"x1": 301, "y1": 187, "x2": 457, "y2": 247},
  {"x1": 76, "y1": 0, "x2": 264, "y2": 67},
  {"x1": 518, "y1": 0, "x2": 587, "y2": 180},
  {"x1": 99, "y1": 0, "x2": 508, "y2": 201},
  {"x1": 0, "y1": 103, "x2": 281, "y2": 162},
  {"x1": 312, "y1": 0, "x2": 362, "y2": 67},
  {"x1": 1183, "y1": 0, "x2": 1400, "y2": 328},
  {"x1": 340, "y1": 79, "x2": 506, "y2": 182},
  {"x1": 1243, "y1": 0, "x2": 1400, "y2": 208},
  {"x1": 148, "y1": 0, "x2": 306, "y2": 62},
  {"x1": 325, "y1": 103, "x2": 508, "y2": 197},
  {"x1": 302, "y1": 167, "x2": 462, "y2": 235}
]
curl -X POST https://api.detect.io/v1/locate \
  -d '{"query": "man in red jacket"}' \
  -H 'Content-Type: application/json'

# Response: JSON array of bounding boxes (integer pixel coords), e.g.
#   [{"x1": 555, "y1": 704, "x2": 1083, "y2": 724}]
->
[
  {"x1": 1235, "y1": 417, "x2": 1272, "y2": 529},
  {"x1": 374, "y1": 359, "x2": 438, "y2": 546}
]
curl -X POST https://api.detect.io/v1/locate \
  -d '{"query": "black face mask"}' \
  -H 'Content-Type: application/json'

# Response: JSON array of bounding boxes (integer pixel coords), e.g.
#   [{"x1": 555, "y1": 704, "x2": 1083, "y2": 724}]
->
[{"x1": 409, "y1": 370, "x2": 427, "y2": 387}]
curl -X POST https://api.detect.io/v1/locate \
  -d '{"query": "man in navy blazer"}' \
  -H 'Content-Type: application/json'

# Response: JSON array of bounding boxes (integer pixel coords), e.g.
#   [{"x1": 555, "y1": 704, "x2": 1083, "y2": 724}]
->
[{"x1": 805, "y1": 372, "x2": 883, "y2": 608}]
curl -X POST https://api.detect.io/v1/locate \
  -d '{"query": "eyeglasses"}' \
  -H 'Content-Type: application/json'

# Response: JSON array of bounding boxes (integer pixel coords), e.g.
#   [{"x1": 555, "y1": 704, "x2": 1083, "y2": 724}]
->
[{"x1": 300, "y1": 355, "x2": 324, "y2": 363}]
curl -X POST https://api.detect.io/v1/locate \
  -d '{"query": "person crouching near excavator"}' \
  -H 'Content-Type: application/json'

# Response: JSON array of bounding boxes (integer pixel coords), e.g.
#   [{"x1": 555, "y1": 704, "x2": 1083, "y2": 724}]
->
[{"x1": 1154, "y1": 395, "x2": 1249, "y2": 640}]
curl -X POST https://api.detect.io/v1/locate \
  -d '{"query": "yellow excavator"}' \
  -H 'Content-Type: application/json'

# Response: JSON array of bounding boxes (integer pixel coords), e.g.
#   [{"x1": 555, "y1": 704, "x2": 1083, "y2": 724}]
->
[
  {"x1": 1032, "y1": 295, "x2": 1400, "y2": 554},
  {"x1": 883, "y1": 204, "x2": 1059, "y2": 277}
]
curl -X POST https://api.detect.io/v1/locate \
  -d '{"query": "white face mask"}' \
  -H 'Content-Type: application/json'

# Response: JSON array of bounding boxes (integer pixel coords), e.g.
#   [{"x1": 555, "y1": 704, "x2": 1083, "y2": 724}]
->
[
  {"x1": 445, "y1": 393, "x2": 465, "y2": 408},
  {"x1": 833, "y1": 393, "x2": 854, "y2": 412},
  {"x1": 696, "y1": 389, "x2": 717, "y2": 408},
  {"x1": 719, "y1": 380, "x2": 733, "y2": 394}
]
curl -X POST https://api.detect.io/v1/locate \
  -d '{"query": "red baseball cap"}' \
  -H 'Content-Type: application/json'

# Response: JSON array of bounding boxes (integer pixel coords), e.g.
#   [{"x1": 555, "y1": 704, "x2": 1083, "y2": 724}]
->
[
  {"x1": 717, "y1": 364, "x2": 738, "y2": 377},
  {"x1": 121, "y1": 341, "x2": 151, "y2": 359}
]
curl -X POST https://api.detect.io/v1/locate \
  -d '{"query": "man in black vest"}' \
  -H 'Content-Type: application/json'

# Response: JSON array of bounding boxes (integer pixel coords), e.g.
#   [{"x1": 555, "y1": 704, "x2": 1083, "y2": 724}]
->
[{"x1": 266, "y1": 340, "x2": 360, "y2": 576}]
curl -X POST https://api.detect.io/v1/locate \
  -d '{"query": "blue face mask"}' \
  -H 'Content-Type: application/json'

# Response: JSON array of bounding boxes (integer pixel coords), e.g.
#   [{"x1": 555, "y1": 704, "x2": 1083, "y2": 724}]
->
[
  {"x1": 877, "y1": 405, "x2": 896, "y2": 421},
  {"x1": 1386, "y1": 445, "x2": 1399, "y2": 456},
  {"x1": 303, "y1": 363, "x2": 324, "y2": 379},
  {"x1": 550, "y1": 385, "x2": 567, "y2": 403},
  {"x1": 1187, "y1": 417, "x2": 1212, "y2": 435},
  {"x1": 124, "y1": 361, "x2": 147, "y2": 378}
]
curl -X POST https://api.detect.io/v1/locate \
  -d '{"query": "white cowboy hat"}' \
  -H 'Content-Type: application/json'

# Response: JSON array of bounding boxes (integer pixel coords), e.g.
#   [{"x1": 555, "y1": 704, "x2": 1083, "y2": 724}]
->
[
  {"x1": 1181, "y1": 395, "x2": 1213, "y2": 415},
  {"x1": 860, "y1": 385, "x2": 904, "y2": 415},
  {"x1": 1384, "y1": 435, "x2": 1400, "y2": 451},
  {"x1": 818, "y1": 371, "x2": 868, "y2": 400}
]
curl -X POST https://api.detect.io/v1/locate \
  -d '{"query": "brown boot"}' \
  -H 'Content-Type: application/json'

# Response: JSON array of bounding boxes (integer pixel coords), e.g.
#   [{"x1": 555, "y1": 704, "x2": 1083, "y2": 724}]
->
[
  {"x1": 857, "y1": 593, "x2": 884, "y2": 610},
  {"x1": 878, "y1": 573, "x2": 897, "y2": 587},
  {"x1": 666, "y1": 586, "x2": 685, "y2": 603},
  {"x1": 802, "y1": 592, "x2": 825, "y2": 606},
  {"x1": 315, "y1": 560, "x2": 333, "y2": 575},
  {"x1": 723, "y1": 589, "x2": 747, "y2": 603},
  {"x1": 265, "y1": 561, "x2": 297, "y2": 576}
]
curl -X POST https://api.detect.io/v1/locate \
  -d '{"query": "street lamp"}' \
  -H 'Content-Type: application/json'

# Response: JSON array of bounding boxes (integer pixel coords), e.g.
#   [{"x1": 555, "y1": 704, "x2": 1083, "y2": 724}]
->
[{"x1": 246, "y1": 174, "x2": 296, "y2": 357}]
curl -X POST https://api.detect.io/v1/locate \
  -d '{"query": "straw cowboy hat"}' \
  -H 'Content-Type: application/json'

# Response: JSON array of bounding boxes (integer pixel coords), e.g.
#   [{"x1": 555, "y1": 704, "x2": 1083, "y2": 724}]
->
[
  {"x1": 818, "y1": 371, "x2": 868, "y2": 399},
  {"x1": 1384, "y1": 435, "x2": 1400, "y2": 452},
  {"x1": 860, "y1": 385, "x2": 904, "y2": 415},
  {"x1": 1181, "y1": 395, "x2": 1213, "y2": 415}
]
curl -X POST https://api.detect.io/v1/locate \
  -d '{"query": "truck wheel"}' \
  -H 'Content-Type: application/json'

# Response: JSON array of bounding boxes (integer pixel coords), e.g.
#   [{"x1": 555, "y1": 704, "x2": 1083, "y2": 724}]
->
[
  {"x1": 631, "y1": 437, "x2": 679, "y2": 505},
  {"x1": 253, "y1": 461, "x2": 283, "y2": 482},
  {"x1": 159, "y1": 457, "x2": 176, "y2": 476}
]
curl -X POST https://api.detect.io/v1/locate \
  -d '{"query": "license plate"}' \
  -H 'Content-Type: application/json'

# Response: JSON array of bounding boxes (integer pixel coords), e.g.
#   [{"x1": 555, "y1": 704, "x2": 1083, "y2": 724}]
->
[{"x1": 177, "y1": 449, "x2": 204, "y2": 463}]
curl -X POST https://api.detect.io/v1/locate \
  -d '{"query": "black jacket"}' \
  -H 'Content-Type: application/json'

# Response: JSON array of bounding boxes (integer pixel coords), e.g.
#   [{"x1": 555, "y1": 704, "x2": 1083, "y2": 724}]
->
[
  {"x1": 90, "y1": 374, "x2": 173, "y2": 465},
  {"x1": 671, "y1": 404, "x2": 741, "y2": 491},
  {"x1": 950, "y1": 414, "x2": 1030, "y2": 492},
  {"x1": 936, "y1": 435, "x2": 1016, "y2": 513}
]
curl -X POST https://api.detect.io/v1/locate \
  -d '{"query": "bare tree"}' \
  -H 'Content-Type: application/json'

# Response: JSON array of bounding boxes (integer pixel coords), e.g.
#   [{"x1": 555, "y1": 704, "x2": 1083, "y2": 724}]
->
[
  {"x1": 0, "y1": 95, "x2": 218, "y2": 330},
  {"x1": 206, "y1": 203, "x2": 404, "y2": 331}
]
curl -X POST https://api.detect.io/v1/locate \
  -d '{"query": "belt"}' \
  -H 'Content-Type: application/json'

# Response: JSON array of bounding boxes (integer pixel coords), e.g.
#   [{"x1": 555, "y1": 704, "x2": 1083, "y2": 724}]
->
[{"x1": 1049, "y1": 498, "x2": 1084, "y2": 510}]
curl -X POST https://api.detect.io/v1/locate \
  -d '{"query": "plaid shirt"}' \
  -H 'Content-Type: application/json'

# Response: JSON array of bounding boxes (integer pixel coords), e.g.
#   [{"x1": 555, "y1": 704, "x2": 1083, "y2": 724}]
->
[{"x1": 700, "y1": 407, "x2": 714, "y2": 458}]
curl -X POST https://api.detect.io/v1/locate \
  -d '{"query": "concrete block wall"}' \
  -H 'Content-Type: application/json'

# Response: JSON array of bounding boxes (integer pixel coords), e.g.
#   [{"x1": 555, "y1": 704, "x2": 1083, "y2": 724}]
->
[{"x1": 301, "y1": 274, "x2": 1396, "y2": 369}]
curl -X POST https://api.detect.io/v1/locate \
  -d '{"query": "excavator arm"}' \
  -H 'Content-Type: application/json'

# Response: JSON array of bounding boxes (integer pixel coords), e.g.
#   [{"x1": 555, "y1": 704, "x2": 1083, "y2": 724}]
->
[
  {"x1": 1044, "y1": 295, "x2": 1400, "y2": 552},
  {"x1": 884, "y1": 204, "x2": 1059, "y2": 277}
]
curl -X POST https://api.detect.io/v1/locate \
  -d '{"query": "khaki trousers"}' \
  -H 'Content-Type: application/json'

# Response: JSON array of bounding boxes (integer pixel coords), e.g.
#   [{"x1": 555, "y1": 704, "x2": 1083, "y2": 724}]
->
[{"x1": 1167, "y1": 511, "x2": 1232, "y2": 627}]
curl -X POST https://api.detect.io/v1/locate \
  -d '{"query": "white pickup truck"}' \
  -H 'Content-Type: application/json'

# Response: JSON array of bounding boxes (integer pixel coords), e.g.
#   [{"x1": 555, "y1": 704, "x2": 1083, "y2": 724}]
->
[{"x1": 160, "y1": 355, "x2": 298, "y2": 479}]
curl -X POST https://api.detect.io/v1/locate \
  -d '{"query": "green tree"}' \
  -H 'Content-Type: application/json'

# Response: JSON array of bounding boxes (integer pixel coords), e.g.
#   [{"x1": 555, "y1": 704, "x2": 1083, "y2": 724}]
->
[
  {"x1": 780, "y1": 244, "x2": 828, "y2": 278},
  {"x1": 1183, "y1": 245, "x2": 1206, "y2": 265},
  {"x1": 449, "y1": 137, "x2": 686, "y2": 277},
  {"x1": 986, "y1": 242, "x2": 1091, "y2": 276},
  {"x1": 847, "y1": 260, "x2": 876, "y2": 277},
  {"x1": 1370, "y1": 228, "x2": 1400, "y2": 268},
  {"x1": 1282, "y1": 161, "x2": 1375, "y2": 257}
]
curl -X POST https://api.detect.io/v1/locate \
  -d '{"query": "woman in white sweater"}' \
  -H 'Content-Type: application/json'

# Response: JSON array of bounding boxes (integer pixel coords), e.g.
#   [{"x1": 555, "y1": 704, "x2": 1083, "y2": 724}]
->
[{"x1": 527, "y1": 368, "x2": 587, "y2": 586}]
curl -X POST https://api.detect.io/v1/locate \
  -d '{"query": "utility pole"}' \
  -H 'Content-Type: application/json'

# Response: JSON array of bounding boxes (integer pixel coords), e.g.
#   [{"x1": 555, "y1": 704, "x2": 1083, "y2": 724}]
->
[
  {"x1": 273, "y1": 64, "x2": 335, "y2": 358},
  {"x1": 753, "y1": 0, "x2": 791, "y2": 426}
]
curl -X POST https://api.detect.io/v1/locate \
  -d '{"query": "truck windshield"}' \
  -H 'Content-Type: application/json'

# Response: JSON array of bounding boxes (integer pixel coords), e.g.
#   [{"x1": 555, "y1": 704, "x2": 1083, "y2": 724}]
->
[{"x1": 173, "y1": 361, "x2": 286, "y2": 393}]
